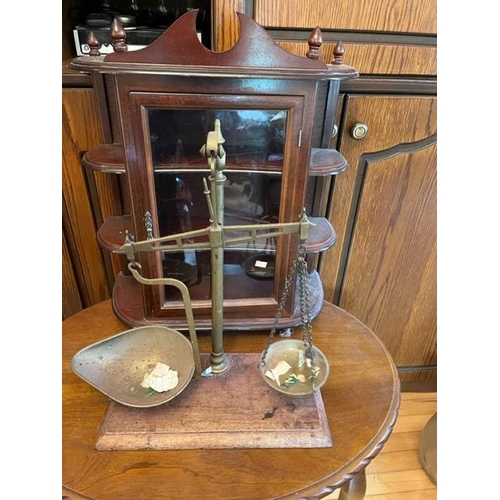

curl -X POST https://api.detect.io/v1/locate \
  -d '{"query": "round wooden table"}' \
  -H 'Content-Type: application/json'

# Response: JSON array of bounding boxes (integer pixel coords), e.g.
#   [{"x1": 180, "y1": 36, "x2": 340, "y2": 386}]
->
[{"x1": 62, "y1": 300, "x2": 400, "y2": 500}]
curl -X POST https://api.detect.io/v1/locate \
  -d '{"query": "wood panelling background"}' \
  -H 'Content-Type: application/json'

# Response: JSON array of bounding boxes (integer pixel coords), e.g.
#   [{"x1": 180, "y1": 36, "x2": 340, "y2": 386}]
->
[
  {"x1": 321, "y1": 95, "x2": 437, "y2": 302},
  {"x1": 62, "y1": 88, "x2": 111, "y2": 318},
  {"x1": 319, "y1": 94, "x2": 437, "y2": 378},
  {"x1": 254, "y1": 0, "x2": 437, "y2": 34},
  {"x1": 62, "y1": 228, "x2": 82, "y2": 319},
  {"x1": 277, "y1": 41, "x2": 437, "y2": 76},
  {"x1": 337, "y1": 144, "x2": 437, "y2": 368},
  {"x1": 212, "y1": 0, "x2": 245, "y2": 53}
]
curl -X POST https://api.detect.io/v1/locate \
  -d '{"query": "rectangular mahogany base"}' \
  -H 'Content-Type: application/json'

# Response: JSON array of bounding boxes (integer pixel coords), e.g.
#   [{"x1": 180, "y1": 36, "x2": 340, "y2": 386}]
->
[{"x1": 96, "y1": 353, "x2": 332, "y2": 450}]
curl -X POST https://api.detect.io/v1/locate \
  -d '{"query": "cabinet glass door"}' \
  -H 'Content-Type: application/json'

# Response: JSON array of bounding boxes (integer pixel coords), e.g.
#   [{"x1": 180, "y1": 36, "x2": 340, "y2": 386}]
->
[
  {"x1": 121, "y1": 89, "x2": 306, "y2": 321},
  {"x1": 147, "y1": 108, "x2": 288, "y2": 303}
]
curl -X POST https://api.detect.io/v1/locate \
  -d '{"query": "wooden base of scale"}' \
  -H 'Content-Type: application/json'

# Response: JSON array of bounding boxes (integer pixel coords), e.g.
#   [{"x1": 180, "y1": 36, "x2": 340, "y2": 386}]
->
[{"x1": 96, "y1": 353, "x2": 332, "y2": 450}]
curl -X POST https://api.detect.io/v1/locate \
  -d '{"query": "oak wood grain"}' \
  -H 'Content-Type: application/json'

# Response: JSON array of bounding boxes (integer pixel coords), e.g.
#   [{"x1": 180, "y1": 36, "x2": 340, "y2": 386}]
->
[
  {"x1": 339, "y1": 145, "x2": 437, "y2": 368},
  {"x1": 212, "y1": 0, "x2": 245, "y2": 51},
  {"x1": 320, "y1": 95, "x2": 437, "y2": 302},
  {"x1": 62, "y1": 228, "x2": 82, "y2": 319},
  {"x1": 62, "y1": 89, "x2": 111, "y2": 311},
  {"x1": 319, "y1": 95, "x2": 436, "y2": 373},
  {"x1": 254, "y1": 0, "x2": 437, "y2": 35},
  {"x1": 277, "y1": 42, "x2": 437, "y2": 76}
]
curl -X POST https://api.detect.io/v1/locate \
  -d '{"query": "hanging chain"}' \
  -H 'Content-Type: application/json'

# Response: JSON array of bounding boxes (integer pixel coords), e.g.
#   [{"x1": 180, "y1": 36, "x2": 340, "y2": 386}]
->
[
  {"x1": 259, "y1": 242, "x2": 316, "y2": 380},
  {"x1": 259, "y1": 250, "x2": 300, "y2": 367},
  {"x1": 298, "y1": 248, "x2": 317, "y2": 383}
]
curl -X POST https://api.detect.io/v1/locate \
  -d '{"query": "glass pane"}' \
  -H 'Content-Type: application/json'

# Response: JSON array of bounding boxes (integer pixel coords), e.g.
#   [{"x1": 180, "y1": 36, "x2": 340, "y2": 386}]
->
[
  {"x1": 148, "y1": 108, "x2": 286, "y2": 171},
  {"x1": 148, "y1": 107, "x2": 286, "y2": 304},
  {"x1": 154, "y1": 170, "x2": 281, "y2": 301}
]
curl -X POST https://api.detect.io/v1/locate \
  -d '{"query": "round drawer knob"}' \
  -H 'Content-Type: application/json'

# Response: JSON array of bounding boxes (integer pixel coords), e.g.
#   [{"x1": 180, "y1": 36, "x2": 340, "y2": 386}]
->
[{"x1": 351, "y1": 123, "x2": 369, "y2": 140}]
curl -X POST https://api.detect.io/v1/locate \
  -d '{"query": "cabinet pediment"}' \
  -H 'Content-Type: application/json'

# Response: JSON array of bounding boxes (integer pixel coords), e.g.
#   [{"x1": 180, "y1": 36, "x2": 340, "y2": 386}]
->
[{"x1": 71, "y1": 10, "x2": 358, "y2": 80}]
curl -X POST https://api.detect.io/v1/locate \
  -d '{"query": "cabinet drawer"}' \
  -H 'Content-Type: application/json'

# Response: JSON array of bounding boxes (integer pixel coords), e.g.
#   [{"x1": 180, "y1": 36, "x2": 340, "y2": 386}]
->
[
  {"x1": 278, "y1": 41, "x2": 436, "y2": 76},
  {"x1": 255, "y1": 0, "x2": 436, "y2": 35}
]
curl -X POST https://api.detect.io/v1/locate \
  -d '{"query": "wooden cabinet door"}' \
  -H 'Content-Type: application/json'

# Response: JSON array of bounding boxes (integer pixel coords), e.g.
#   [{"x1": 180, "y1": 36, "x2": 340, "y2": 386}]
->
[
  {"x1": 62, "y1": 88, "x2": 112, "y2": 318},
  {"x1": 253, "y1": 0, "x2": 437, "y2": 34},
  {"x1": 319, "y1": 94, "x2": 437, "y2": 378}
]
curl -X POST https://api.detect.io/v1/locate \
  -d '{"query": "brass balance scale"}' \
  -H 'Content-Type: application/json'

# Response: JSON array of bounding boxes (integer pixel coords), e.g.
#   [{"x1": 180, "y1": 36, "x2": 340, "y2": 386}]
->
[{"x1": 72, "y1": 119, "x2": 332, "y2": 449}]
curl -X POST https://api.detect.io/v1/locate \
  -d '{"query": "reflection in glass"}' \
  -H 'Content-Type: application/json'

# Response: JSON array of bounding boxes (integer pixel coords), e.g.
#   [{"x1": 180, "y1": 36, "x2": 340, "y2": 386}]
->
[
  {"x1": 148, "y1": 108, "x2": 286, "y2": 170},
  {"x1": 148, "y1": 108, "x2": 286, "y2": 304},
  {"x1": 154, "y1": 171, "x2": 281, "y2": 302}
]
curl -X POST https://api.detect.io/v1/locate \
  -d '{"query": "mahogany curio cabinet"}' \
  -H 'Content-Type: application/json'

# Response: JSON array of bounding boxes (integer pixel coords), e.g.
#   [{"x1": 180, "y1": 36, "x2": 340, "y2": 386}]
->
[{"x1": 70, "y1": 10, "x2": 358, "y2": 332}]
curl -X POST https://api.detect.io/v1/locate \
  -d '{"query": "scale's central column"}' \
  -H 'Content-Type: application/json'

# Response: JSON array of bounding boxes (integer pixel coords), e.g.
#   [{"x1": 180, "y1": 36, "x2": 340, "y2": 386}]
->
[{"x1": 204, "y1": 119, "x2": 229, "y2": 373}]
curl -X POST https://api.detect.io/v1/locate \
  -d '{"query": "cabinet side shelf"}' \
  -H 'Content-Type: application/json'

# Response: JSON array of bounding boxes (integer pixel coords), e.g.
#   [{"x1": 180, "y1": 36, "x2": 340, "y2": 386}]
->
[
  {"x1": 309, "y1": 148, "x2": 347, "y2": 176},
  {"x1": 83, "y1": 144, "x2": 347, "y2": 176},
  {"x1": 97, "y1": 215, "x2": 132, "y2": 252},
  {"x1": 83, "y1": 144, "x2": 126, "y2": 174}
]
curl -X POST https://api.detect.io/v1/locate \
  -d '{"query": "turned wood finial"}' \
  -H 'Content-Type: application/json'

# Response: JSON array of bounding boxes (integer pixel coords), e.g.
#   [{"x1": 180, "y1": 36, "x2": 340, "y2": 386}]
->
[
  {"x1": 87, "y1": 31, "x2": 101, "y2": 56},
  {"x1": 111, "y1": 18, "x2": 128, "y2": 52},
  {"x1": 332, "y1": 41, "x2": 345, "y2": 64},
  {"x1": 306, "y1": 26, "x2": 323, "y2": 59}
]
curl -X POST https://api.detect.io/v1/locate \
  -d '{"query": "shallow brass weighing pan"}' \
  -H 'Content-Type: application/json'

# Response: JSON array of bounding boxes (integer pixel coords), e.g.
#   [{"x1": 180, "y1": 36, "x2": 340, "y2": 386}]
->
[
  {"x1": 71, "y1": 325, "x2": 195, "y2": 408},
  {"x1": 259, "y1": 339, "x2": 330, "y2": 396}
]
